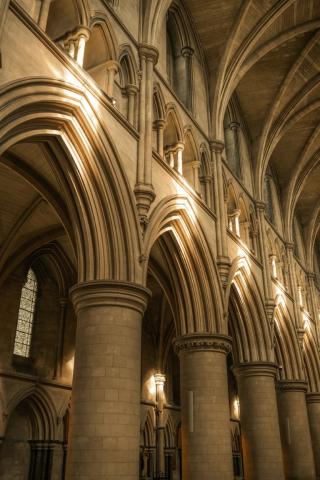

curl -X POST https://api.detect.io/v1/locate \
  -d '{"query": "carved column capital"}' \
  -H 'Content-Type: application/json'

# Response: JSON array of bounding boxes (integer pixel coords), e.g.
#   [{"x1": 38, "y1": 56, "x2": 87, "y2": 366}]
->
[
  {"x1": 105, "y1": 59, "x2": 120, "y2": 73},
  {"x1": 306, "y1": 392, "x2": 320, "y2": 404},
  {"x1": 181, "y1": 46, "x2": 194, "y2": 58},
  {"x1": 209, "y1": 140, "x2": 224, "y2": 153},
  {"x1": 154, "y1": 119, "x2": 166, "y2": 130},
  {"x1": 70, "y1": 280, "x2": 150, "y2": 315},
  {"x1": 256, "y1": 201, "x2": 266, "y2": 212},
  {"x1": 229, "y1": 121, "x2": 240, "y2": 131},
  {"x1": 285, "y1": 241, "x2": 295, "y2": 251},
  {"x1": 174, "y1": 333, "x2": 232, "y2": 355},
  {"x1": 233, "y1": 361, "x2": 279, "y2": 379},
  {"x1": 126, "y1": 83, "x2": 138, "y2": 96},
  {"x1": 139, "y1": 43, "x2": 159, "y2": 65},
  {"x1": 277, "y1": 380, "x2": 308, "y2": 393}
]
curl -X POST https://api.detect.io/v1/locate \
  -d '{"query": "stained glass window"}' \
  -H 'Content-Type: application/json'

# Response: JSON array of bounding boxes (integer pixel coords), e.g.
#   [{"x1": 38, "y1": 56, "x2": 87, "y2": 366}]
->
[{"x1": 13, "y1": 268, "x2": 37, "y2": 358}]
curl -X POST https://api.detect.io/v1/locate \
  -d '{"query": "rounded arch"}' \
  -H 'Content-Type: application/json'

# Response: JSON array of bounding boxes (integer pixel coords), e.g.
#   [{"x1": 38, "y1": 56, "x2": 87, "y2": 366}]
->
[
  {"x1": 226, "y1": 256, "x2": 272, "y2": 363},
  {"x1": 273, "y1": 297, "x2": 304, "y2": 380},
  {"x1": 143, "y1": 195, "x2": 225, "y2": 335},
  {"x1": 0, "y1": 78, "x2": 142, "y2": 283}
]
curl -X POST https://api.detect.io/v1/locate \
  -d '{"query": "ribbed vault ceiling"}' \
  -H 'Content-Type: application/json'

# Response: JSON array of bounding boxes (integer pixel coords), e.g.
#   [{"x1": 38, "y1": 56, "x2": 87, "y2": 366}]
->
[{"x1": 184, "y1": 0, "x2": 320, "y2": 260}]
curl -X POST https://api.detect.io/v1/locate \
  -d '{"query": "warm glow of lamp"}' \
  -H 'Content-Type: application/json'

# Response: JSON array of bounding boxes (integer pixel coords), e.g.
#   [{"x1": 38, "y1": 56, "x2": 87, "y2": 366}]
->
[
  {"x1": 233, "y1": 396, "x2": 240, "y2": 420},
  {"x1": 146, "y1": 374, "x2": 156, "y2": 396},
  {"x1": 67, "y1": 355, "x2": 75, "y2": 374}
]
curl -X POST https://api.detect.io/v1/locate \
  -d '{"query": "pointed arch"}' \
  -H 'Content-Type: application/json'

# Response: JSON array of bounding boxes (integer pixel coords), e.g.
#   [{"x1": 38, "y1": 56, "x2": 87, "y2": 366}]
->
[
  {"x1": 273, "y1": 297, "x2": 303, "y2": 380},
  {"x1": 303, "y1": 328, "x2": 320, "y2": 392},
  {"x1": 118, "y1": 45, "x2": 138, "y2": 87},
  {"x1": 6, "y1": 385, "x2": 57, "y2": 441},
  {"x1": 142, "y1": 409, "x2": 156, "y2": 448},
  {"x1": 199, "y1": 143, "x2": 211, "y2": 177},
  {"x1": 88, "y1": 13, "x2": 118, "y2": 60},
  {"x1": 164, "y1": 103, "x2": 184, "y2": 149},
  {"x1": 144, "y1": 195, "x2": 225, "y2": 335},
  {"x1": 183, "y1": 127, "x2": 200, "y2": 192},
  {"x1": 164, "y1": 414, "x2": 176, "y2": 449},
  {"x1": 153, "y1": 84, "x2": 166, "y2": 121},
  {"x1": 0, "y1": 78, "x2": 141, "y2": 283},
  {"x1": 226, "y1": 256, "x2": 272, "y2": 363},
  {"x1": 46, "y1": 0, "x2": 91, "y2": 39}
]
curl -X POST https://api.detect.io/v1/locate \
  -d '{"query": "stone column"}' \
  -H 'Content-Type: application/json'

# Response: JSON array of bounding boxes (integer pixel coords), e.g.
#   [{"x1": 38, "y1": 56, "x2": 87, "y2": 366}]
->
[
  {"x1": 68, "y1": 40, "x2": 76, "y2": 59},
  {"x1": 307, "y1": 273, "x2": 320, "y2": 347},
  {"x1": 181, "y1": 47, "x2": 194, "y2": 111},
  {"x1": 134, "y1": 44, "x2": 158, "y2": 224},
  {"x1": 286, "y1": 242, "x2": 303, "y2": 330},
  {"x1": 307, "y1": 393, "x2": 320, "y2": 479},
  {"x1": 191, "y1": 161, "x2": 201, "y2": 194},
  {"x1": 234, "y1": 362, "x2": 285, "y2": 480},
  {"x1": 174, "y1": 333, "x2": 234, "y2": 480},
  {"x1": 155, "y1": 119, "x2": 165, "y2": 157},
  {"x1": 38, "y1": 0, "x2": 53, "y2": 30},
  {"x1": 210, "y1": 141, "x2": 229, "y2": 270},
  {"x1": 126, "y1": 84, "x2": 138, "y2": 126},
  {"x1": 202, "y1": 175, "x2": 212, "y2": 208},
  {"x1": 229, "y1": 121, "x2": 241, "y2": 178},
  {"x1": 277, "y1": 380, "x2": 316, "y2": 480},
  {"x1": 256, "y1": 202, "x2": 273, "y2": 300},
  {"x1": 75, "y1": 29, "x2": 90, "y2": 68},
  {"x1": 155, "y1": 373, "x2": 166, "y2": 478},
  {"x1": 0, "y1": 0, "x2": 10, "y2": 67},
  {"x1": 53, "y1": 297, "x2": 67, "y2": 379},
  {"x1": 67, "y1": 281, "x2": 150, "y2": 480},
  {"x1": 167, "y1": 148, "x2": 175, "y2": 169},
  {"x1": 176, "y1": 142, "x2": 184, "y2": 175},
  {"x1": 105, "y1": 60, "x2": 120, "y2": 98}
]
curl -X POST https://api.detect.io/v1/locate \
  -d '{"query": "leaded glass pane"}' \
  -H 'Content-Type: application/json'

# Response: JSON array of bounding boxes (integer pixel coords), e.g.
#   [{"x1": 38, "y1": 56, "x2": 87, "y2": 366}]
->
[{"x1": 13, "y1": 268, "x2": 37, "y2": 358}]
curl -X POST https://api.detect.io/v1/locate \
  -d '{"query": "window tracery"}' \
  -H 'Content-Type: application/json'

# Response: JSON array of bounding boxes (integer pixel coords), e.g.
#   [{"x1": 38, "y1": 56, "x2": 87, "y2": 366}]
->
[{"x1": 13, "y1": 268, "x2": 38, "y2": 358}]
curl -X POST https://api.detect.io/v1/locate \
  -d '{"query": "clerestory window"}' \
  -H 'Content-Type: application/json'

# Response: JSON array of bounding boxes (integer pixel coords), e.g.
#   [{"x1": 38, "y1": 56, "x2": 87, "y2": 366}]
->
[{"x1": 13, "y1": 268, "x2": 38, "y2": 358}]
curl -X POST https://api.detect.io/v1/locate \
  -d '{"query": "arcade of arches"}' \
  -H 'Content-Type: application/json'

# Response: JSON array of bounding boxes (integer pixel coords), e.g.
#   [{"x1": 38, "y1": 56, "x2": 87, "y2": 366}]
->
[{"x1": 1, "y1": 1, "x2": 320, "y2": 479}]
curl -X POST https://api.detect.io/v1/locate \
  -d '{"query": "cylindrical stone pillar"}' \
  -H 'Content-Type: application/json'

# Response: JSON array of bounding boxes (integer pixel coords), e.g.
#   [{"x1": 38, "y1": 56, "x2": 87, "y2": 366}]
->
[
  {"x1": 76, "y1": 34, "x2": 87, "y2": 67},
  {"x1": 67, "y1": 281, "x2": 150, "y2": 480},
  {"x1": 307, "y1": 393, "x2": 320, "y2": 479},
  {"x1": 155, "y1": 373, "x2": 166, "y2": 477},
  {"x1": 126, "y1": 84, "x2": 138, "y2": 125},
  {"x1": 155, "y1": 119, "x2": 165, "y2": 157},
  {"x1": 191, "y1": 161, "x2": 201, "y2": 194},
  {"x1": 176, "y1": 143, "x2": 184, "y2": 175},
  {"x1": 105, "y1": 60, "x2": 119, "y2": 98},
  {"x1": 38, "y1": 0, "x2": 53, "y2": 30},
  {"x1": 234, "y1": 362, "x2": 285, "y2": 480},
  {"x1": 174, "y1": 333, "x2": 234, "y2": 480},
  {"x1": 277, "y1": 380, "x2": 316, "y2": 480}
]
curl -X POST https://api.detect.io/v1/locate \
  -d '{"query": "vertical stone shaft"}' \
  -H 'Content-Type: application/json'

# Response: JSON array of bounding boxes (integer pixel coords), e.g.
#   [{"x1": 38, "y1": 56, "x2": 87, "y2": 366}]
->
[
  {"x1": 256, "y1": 202, "x2": 273, "y2": 300},
  {"x1": 175, "y1": 334, "x2": 234, "y2": 480},
  {"x1": 235, "y1": 362, "x2": 285, "y2": 480},
  {"x1": 155, "y1": 373, "x2": 166, "y2": 477},
  {"x1": 67, "y1": 281, "x2": 149, "y2": 480},
  {"x1": 210, "y1": 141, "x2": 227, "y2": 259},
  {"x1": 277, "y1": 381, "x2": 316, "y2": 480},
  {"x1": 307, "y1": 393, "x2": 320, "y2": 479},
  {"x1": 38, "y1": 0, "x2": 52, "y2": 30}
]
